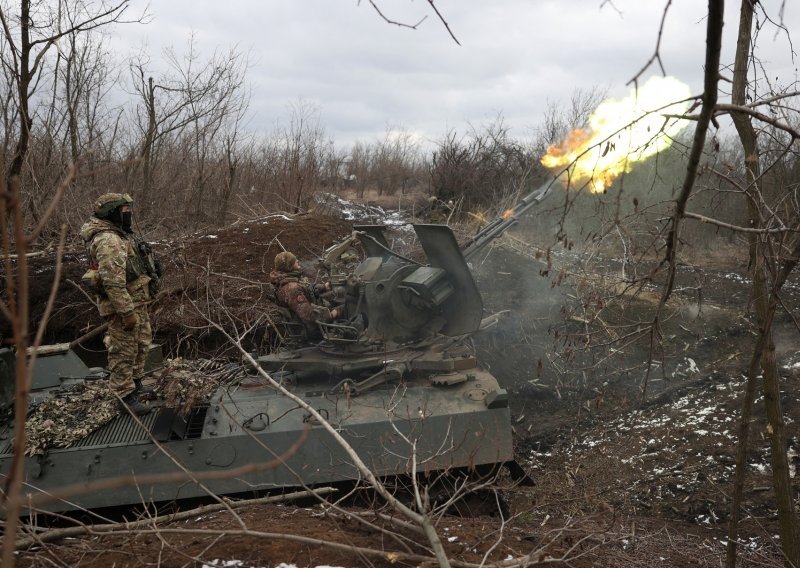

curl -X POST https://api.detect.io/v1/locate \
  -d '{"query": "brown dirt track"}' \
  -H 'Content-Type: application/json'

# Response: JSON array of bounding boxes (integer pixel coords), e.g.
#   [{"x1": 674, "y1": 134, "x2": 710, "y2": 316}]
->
[{"x1": 7, "y1": 207, "x2": 800, "y2": 567}]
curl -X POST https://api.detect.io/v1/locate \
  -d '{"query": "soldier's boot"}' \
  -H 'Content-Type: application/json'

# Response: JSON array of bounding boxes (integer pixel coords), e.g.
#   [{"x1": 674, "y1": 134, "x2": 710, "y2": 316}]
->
[
  {"x1": 134, "y1": 378, "x2": 156, "y2": 398},
  {"x1": 119, "y1": 392, "x2": 151, "y2": 416}
]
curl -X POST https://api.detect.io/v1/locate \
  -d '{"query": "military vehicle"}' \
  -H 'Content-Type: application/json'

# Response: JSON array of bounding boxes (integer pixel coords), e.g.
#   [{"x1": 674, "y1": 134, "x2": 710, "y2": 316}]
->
[{"x1": 0, "y1": 179, "x2": 554, "y2": 517}]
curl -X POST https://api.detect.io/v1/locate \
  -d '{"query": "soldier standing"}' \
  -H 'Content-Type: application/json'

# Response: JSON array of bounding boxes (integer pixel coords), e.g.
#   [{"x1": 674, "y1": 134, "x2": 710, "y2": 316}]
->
[
  {"x1": 80, "y1": 193, "x2": 159, "y2": 416},
  {"x1": 270, "y1": 251, "x2": 342, "y2": 339}
]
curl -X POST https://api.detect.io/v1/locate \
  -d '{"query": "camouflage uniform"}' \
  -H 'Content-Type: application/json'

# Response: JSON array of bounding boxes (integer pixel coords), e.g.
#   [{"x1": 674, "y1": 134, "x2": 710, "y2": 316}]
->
[
  {"x1": 270, "y1": 252, "x2": 333, "y2": 337},
  {"x1": 80, "y1": 195, "x2": 152, "y2": 399}
]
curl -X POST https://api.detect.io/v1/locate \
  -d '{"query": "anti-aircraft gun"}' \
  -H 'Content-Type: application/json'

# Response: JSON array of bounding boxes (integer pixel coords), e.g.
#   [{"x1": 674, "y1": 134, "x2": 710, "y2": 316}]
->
[
  {"x1": 255, "y1": 176, "x2": 555, "y2": 474},
  {"x1": 259, "y1": 177, "x2": 555, "y2": 395},
  {"x1": 0, "y1": 179, "x2": 553, "y2": 517}
]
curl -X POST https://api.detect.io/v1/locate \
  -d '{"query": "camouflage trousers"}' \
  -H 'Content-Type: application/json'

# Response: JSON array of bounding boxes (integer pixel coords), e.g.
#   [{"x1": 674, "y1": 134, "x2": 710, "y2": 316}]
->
[{"x1": 103, "y1": 289, "x2": 152, "y2": 397}]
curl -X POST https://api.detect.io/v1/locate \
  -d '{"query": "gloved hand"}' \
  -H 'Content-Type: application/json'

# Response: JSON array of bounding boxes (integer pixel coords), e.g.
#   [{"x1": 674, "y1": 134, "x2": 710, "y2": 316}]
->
[{"x1": 121, "y1": 311, "x2": 138, "y2": 331}]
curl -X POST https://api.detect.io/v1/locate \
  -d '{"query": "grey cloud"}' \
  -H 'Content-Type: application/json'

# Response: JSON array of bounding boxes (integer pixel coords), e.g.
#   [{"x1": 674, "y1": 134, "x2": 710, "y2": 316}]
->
[{"x1": 114, "y1": 0, "x2": 798, "y2": 148}]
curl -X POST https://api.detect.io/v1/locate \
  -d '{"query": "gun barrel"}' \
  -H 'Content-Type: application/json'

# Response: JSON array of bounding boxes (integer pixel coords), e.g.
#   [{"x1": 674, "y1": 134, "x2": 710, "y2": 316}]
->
[{"x1": 461, "y1": 176, "x2": 556, "y2": 262}]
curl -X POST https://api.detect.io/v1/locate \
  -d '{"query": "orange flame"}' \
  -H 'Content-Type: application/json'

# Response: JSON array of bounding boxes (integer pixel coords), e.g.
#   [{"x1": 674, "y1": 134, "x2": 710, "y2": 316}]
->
[
  {"x1": 541, "y1": 76, "x2": 692, "y2": 193},
  {"x1": 502, "y1": 209, "x2": 514, "y2": 219}
]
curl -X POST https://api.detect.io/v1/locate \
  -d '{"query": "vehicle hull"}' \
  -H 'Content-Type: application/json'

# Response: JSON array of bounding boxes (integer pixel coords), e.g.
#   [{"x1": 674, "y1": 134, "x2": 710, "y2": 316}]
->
[{"x1": 0, "y1": 369, "x2": 513, "y2": 514}]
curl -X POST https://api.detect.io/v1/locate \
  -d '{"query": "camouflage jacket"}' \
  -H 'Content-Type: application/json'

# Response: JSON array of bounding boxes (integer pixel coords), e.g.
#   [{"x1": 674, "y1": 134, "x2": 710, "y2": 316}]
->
[
  {"x1": 79, "y1": 217, "x2": 151, "y2": 317},
  {"x1": 269, "y1": 270, "x2": 332, "y2": 325}
]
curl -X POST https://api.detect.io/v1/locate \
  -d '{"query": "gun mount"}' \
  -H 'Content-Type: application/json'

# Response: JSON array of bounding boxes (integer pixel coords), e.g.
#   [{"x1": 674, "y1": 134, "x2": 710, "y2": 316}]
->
[
  {"x1": 0, "y1": 179, "x2": 553, "y2": 517},
  {"x1": 263, "y1": 176, "x2": 556, "y2": 363},
  {"x1": 460, "y1": 177, "x2": 555, "y2": 262}
]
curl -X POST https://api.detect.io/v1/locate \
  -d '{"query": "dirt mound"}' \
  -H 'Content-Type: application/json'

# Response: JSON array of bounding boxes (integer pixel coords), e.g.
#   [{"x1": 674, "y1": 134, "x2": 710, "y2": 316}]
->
[
  {"x1": 151, "y1": 213, "x2": 353, "y2": 356},
  {"x1": 8, "y1": 213, "x2": 353, "y2": 358}
]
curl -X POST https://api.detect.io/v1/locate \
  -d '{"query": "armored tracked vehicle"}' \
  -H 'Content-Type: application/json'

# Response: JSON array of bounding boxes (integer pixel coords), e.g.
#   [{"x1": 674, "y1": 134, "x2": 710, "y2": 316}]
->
[{"x1": 0, "y1": 180, "x2": 553, "y2": 516}]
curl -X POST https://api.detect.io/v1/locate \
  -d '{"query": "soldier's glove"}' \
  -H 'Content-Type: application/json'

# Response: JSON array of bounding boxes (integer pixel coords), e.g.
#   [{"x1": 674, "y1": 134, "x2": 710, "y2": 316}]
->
[{"x1": 121, "y1": 311, "x2": 139, "y2": 331}]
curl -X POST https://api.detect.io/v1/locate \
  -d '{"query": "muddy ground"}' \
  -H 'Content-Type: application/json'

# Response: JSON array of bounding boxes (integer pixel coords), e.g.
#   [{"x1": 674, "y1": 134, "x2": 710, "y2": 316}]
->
[{"x1": 7, "y1": 200, "x2": 800, "y2": 567}]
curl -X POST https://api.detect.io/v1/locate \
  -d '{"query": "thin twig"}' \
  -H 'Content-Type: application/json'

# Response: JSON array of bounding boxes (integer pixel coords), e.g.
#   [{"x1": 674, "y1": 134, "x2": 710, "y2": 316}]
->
[{"x1": 15, "y1": 488, "x2": 338, "y2": 550}]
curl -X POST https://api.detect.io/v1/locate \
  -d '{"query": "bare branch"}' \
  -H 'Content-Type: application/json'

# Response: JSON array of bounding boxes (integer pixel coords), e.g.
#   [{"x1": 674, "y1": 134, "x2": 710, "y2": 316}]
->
[
  {"x1": 657, "y1": 0, "x2": 724, "y2": 302},
  {"x1": 15, "y1": 488, "x2": 337, "y2": 550},
  {"x1": 366, "y1": 1, "x2": 427, "y2": 30},
  {"x1": 28, "y1": 2, "x2": 132, "y2": 80},
  {"x1": 683, "y1": 211, "x2": 796, "y2": 234},
  {"x1": 26, "y1": 163, "x2": 77, "y2": 243},
  {"x1": 364, "y1": 0, "x2": 460, "y2": 45},
  {"x1": 30, "y1": 226, "x2": 67, "y2": 354},
  {"x1": 627, "y1": 0, "x2": 671, "y2": 86},
  {"x1": 426, "y1": 0, "x2": 461, "y2": 46},
  {"x1": 714, "y1": 102, "x2": 800, "y2": 138}
]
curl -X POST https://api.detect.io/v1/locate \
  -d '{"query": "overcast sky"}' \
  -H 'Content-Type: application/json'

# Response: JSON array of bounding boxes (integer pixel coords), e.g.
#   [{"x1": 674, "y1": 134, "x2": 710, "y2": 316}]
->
[{"x1": 112, "y1": 0, "x2": 798, "y2": 150}]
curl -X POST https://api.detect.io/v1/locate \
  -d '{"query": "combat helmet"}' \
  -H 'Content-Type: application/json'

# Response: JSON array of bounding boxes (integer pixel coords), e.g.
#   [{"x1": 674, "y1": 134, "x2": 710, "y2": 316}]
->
[
  {"x1": 93, "y1": 193, "x2": 133, "y2": 219},
  {"x1": 274, "y1": 251, "x2": 298, "y2": 272}
]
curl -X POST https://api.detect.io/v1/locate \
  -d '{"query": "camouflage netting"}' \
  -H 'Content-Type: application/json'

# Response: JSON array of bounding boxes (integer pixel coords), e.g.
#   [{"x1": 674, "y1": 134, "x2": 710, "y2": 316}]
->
[
  {"x1": 24, "y1": 358, "x2": 250, "y2": 454},
  {"x1": 155, "y1": 357, "x2": 248, "y2": 415},
  {"x1": 25, "y1": 381, "x2": 118, "y2": 456}
]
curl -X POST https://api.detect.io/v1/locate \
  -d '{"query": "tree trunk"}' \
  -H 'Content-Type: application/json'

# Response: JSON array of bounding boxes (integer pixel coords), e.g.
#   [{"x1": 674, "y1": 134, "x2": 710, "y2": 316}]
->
[
  {"x1": 7, "y1": 1, "x2": 32, "y2": 190},
  {"x1": 727, "y1": 344, "x2": 761, "y2": 567},
  {"x1": 141, "y1": 76, "x2": 156, "y2": 203},
  {"x1": 65, "y1": 36, "x2": 80, "y2": 164},
  {"x1": 218, "y1": 138, "x2": 237, "y2": 222},
  {"x1": 726, "y1": 1, "x2": 799, "y2": 565}
]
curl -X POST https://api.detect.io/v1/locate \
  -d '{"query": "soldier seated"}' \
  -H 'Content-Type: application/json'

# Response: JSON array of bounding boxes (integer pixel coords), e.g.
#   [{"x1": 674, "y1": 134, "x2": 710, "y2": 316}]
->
[{"x1": 270, "y1": 252, "x2": 343, "y2": 344}]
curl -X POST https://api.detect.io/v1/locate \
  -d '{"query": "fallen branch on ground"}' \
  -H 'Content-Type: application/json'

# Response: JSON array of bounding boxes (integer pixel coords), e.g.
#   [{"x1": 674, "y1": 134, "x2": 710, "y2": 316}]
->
[{"x1": 15, "y1": 487, "x2": 337, "y2": 550}]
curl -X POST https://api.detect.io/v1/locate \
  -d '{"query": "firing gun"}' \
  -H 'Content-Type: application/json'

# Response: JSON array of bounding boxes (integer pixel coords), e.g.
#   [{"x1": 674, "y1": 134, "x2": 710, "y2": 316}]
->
[{"x1": 460, "y1": 177, "x2": 556, "y2": 262}]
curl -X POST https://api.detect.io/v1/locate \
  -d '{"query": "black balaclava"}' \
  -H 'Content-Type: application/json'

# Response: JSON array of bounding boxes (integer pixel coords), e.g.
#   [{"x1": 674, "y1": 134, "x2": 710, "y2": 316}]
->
[
  {"x1": 121, "y1": 210, "x2": 133, "y2": 233},
  {"x1": 108, "y1": 206, "x2": 133, "y2": 233}
]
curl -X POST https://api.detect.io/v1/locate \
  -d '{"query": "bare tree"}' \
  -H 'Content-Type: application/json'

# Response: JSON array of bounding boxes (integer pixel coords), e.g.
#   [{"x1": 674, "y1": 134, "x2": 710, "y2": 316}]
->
[
  {"x1": 532, "y1": 87, "x2": 608, "y2": 159},
  {"x1": 128, "y1": 39, "x2": 249, "y2": 215},
  {"x1": 0, "y1": 164, "x2": 74, "y2": 567},
  {"x1": 549, "y1": 1, "x2": 800, "y2": 564},
  {"x1": 370, "y1": 126, "x2": 424, "y2": 196},
  {"x1": 217, "y1": 121, "x2": 252, "y2": 223},
  {"x1": 59, "y1": 29, "x2": 118, "y2": 169},
  {"x1": 506, "y1": 2, "x2": 797, "y2": 563},
  {"x1": 168, "y1": 39, "x2": 249, "y2": 220},
  {"x1": 274, "y1": 99, "x2": 330, "y2": 212},
  {"x1": 720, "y1": 1, "x2": 800, "y2": 565},
  {"x1": 431, "y1": 116, "x2": 543, "y2": 215},
  {"x1": 348, "y1": 140, "x2": 374, "y2": 199},
  {"x1": 0, "y1": 0, "x2": 137, "y2": 231}
]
